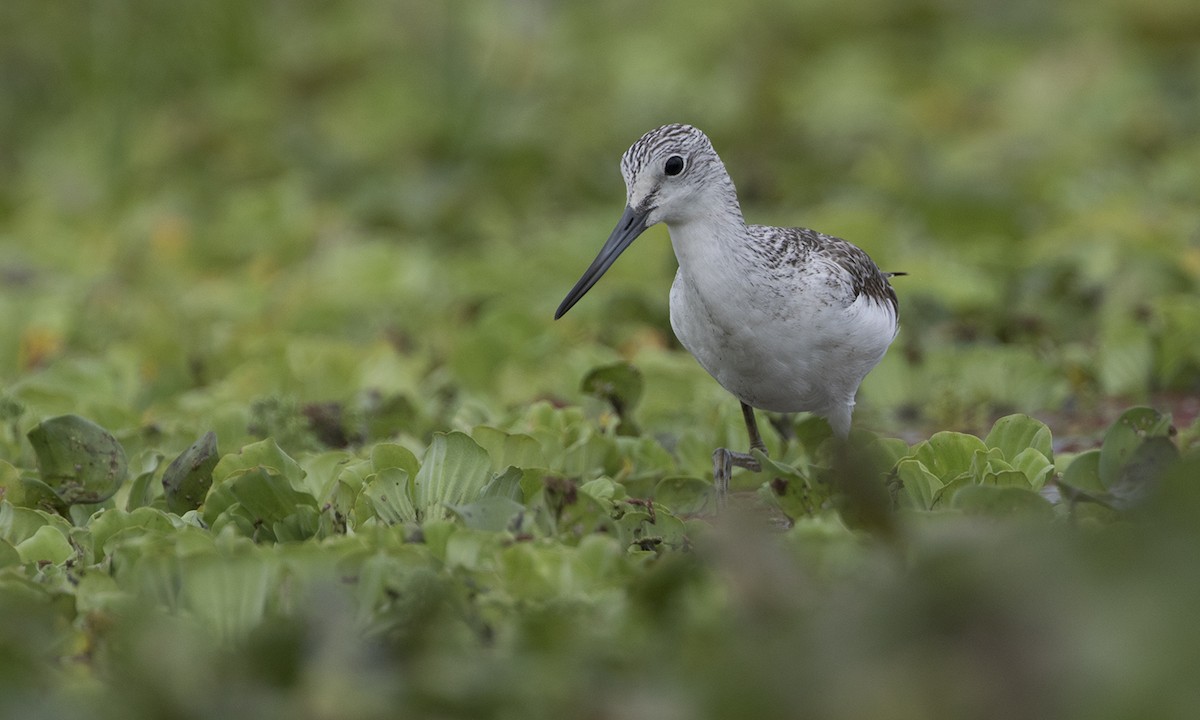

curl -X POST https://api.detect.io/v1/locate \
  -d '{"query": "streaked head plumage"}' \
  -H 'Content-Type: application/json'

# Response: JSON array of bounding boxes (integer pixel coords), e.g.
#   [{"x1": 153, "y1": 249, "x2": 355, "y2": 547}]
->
[{"x1": 617, "y1": 124, "x2": 737, "y2": 225}]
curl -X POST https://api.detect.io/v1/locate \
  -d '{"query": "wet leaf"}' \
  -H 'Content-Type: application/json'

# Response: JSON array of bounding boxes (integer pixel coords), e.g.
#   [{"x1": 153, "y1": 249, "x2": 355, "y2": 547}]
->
[
  {"x1": 26, "y1": 414, "x2": 127, "y2": 506},
  {"x1": 1099, "y1": 407, "x2": 1173, "y2": 489},
  {"x1": 162, "y1": 431, "x2": 220, "y2": 514}
]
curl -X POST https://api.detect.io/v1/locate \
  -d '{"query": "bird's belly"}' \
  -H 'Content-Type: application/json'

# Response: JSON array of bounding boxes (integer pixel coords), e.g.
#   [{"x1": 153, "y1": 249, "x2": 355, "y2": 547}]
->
[{"x1": 669, "y1": 275, "x2": 895, "y2": 415}]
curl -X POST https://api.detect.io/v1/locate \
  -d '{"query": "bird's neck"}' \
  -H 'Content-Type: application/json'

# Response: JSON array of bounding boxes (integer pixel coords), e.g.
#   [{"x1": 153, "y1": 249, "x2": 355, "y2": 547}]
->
[{"x1": 666, "y1": 202, "x2": 750, "y2": 279}]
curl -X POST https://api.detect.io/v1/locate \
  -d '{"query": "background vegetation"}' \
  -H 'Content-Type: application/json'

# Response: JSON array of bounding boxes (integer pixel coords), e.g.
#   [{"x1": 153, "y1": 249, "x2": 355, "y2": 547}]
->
[{"x1": 1, "y1": 1, "x2": 1199, "y2": 718}]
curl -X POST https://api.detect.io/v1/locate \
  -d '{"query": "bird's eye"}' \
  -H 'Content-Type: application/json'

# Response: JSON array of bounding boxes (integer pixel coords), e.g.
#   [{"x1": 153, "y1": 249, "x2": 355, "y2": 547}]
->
[{"x1": 664, "y1": 155, "x2": 685, "y2": 176}]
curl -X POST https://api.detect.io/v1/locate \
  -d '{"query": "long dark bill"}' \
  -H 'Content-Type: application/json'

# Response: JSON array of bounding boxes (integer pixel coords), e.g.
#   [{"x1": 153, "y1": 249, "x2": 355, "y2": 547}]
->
[{"x1": 554, "y1": 204, "x2": 649, "y2": 319}]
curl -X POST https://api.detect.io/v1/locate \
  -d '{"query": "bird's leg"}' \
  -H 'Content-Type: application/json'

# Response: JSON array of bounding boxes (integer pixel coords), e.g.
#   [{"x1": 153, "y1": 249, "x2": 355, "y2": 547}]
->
[
  {"x1": 741, "y1": 401, "x2": 767, "y2": 455},
  {"x1": 712, "y1": 402, "x2": 767, "y2": 508}
]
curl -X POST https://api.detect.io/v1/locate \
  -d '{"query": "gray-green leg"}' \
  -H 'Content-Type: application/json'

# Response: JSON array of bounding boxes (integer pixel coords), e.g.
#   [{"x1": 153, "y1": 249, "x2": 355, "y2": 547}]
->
[{"x1": 712, "y1": 402, "x2": 767, "y2": 508}]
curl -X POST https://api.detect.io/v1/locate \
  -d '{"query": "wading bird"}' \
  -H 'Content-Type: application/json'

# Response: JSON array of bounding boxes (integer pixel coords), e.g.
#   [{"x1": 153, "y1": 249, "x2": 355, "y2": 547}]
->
[{"x1": 555, "y1": 124, "x2": 900, "y2": 504}]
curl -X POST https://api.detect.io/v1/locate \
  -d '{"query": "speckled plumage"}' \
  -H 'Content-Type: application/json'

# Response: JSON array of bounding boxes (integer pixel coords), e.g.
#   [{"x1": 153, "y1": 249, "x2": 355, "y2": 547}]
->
[
  {"x1": 744, "y1": 224, "x2": 900, "y2": 317},
  {"x1": 556, "y1": 123, "x2": 900, "y2": 499}
]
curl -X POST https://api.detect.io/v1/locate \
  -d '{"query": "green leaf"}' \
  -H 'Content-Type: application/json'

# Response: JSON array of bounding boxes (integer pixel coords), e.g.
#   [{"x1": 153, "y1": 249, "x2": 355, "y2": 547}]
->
[
  {"x1": 911, "y1": 432, "x2": 988, "y2": 484},
  {"x1": 581, "y1": 362, "x2": 643, "y2": 435},
  {"x1": 1060, "y1": 449, "x2": 1103, "y2": 492},
  {"x1": 0, "y1": 460, "x2": 23, "y2": 505},
  {"x1": 0, "y1": 461, "x2": 65, "y2": 513},
  {"x1": 200, "y1": 479, "x2": 239, "y2": 528},
  {"x1": 443, "y1": 528, "x2": 501, "y2": 571},
  {"x1": 951, "y1": 484, "x2": 1054, "y2": 519},
  {"x1": 125, "y1": 450, "x2": 164, "y2": 511},
  {"x1": 1099, "y1": 407, "x2": 1173, "y2": 489},
  {"x1": 558, "y1": 430, "x2": 619, "y2": 478},
  {"x1": 652, "y1": 476, "x2": 715, "y2": 516},
  {"x1": 332, "y1": 458, "x2": 374, "y2": 523},
  {"x1": 932, "y1": 474, "x2": 974, "y2": 507},
  {"x1": 371, "y1": 443, "x2": 420, "y2": 479},
  {"x1": 447, "y1": 496, "x2": 525, "y2": 532},
  {"x1": 162, "y1": 431, "x2": 220, "y2": 514},
  {"x1": 1011, "y1": 447, "x2": 1054, "y2": 490},
  {"x1": 535, "y1": 480, "x2": 616, "y2": 541},
  {"x1": 229, "y1": 467, "x2": 320, "y2": 536},
  {"x1": 1097, "y1": 323, "x2": 1153, "y2": 396},
  {"x1": 471, "y1": 426, "x2": 547, "y2": 473},
  {"x1": 480, "y1": 466, "x2": 525, "y2": 502},
  {"x1": 179, "y1": 552, "x2": 278, "y2": 644},
  {"x1": 87, "y1": 507, "x2": 177, "y2": 564},
  {"x1": 754, "y1": 451, "x2": 809, "y2": 485},
  {"x1": 0, "y1": 539, "x2": 20, "y2": 568},
  {"x1": 793, "y1": 415, "x2": 836, "y2": 457},
  {"x1": 865, "y1": 436, "x2": 911, "y2": 473},
  {"x1": 984, "y1": 414, "x2": 1054, "y2": 463},
  {"x1": 299, "y1": 450, "x2": 353, "y2": 504},
  {"x1": 970, "y1": 448, "x2": 1014, "y2": 479},
  {"x1": 212, "y1": 438, "x2": 305, "y2": 488},
  {"x1": 274, "y1": 504, "x2": 323, "y2": 542},
  {"x1": 364, "y1": 467, "x2": 417, "y2": 525},
  {"x1": 982, "y1": 469, "x2": 1034, "y2": 488},
  {"x1": 579, "y1": 476, "x2": 624, "y2": 503},
  {"x1": 26, "y1": 414, "x2": 127, "y2": 505},
  {"x1": 897, "y1": 459, "x2": 943, "y2": 510},
  {"x1": 1107, "y1": 436, "x2": 1178, "y2": 509},
  {"x1": 73, "y1": 571, "x2": 127, "y2": 614},
  {"x1": 758, "y1": 474, "x2": 814, "y2": 522},
  {"x1": 617, "y1": 510, "x2": 689, "y2": 552},
  {"x1": 15, "y1": 524, "x2": 74, "y2": 564},
  {"x1": 753, "y1": 450, "x2": 826, "y2": 521},
  {"x1": 0, "y1": 502, "x2": 62, "y2": 546},
  {"x1": 413, "y1": 431, "x2": 493, "y2": 522}
]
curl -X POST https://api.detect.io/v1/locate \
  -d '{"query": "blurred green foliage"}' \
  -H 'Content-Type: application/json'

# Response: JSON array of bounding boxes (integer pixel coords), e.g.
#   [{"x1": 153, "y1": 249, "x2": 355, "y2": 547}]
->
[{"x1": 1, "y1": 0, "x2": 1200, "y2": 718}]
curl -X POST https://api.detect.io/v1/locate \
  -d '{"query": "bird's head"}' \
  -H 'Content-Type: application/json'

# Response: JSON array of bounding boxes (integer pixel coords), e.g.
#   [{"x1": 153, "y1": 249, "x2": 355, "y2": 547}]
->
[{"x1": 555, "y1": 124, "x2": 739, "y2": 319}]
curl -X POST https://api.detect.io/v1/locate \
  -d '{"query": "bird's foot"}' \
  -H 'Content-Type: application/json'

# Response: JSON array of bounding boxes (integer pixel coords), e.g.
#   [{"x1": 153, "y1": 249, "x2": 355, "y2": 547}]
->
[{"x1": 712, "y1": 446, "x2": 765, "y2": 510}]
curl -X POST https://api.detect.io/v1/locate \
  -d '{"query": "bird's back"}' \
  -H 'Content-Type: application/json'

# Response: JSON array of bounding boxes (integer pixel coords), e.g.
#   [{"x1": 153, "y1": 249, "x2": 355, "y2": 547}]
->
[{"x1": 746, "y1": 224, "x2": 899, "y2": 320}]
